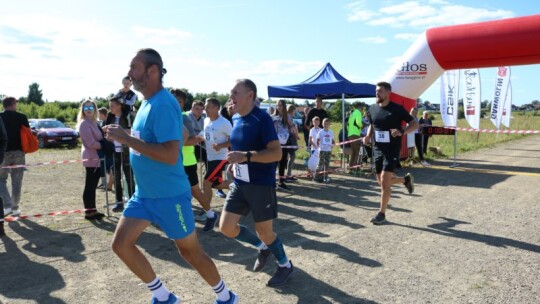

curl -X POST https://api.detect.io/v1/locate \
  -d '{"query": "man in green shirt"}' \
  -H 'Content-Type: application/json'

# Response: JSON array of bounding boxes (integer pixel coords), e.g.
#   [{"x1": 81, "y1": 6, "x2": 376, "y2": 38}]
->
[{"x1": 347, "y1": 102, "x2": 363, "y2": 171}]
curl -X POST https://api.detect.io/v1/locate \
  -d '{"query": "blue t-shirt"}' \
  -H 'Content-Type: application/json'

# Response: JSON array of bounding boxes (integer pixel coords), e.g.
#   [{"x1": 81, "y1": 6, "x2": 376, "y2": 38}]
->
[
  {"x1": 130, "y1": 88, "x2": 190, "y2": 198},
  {"x1": 230, "y1": 106, "x2": 278, "y2": 186}
]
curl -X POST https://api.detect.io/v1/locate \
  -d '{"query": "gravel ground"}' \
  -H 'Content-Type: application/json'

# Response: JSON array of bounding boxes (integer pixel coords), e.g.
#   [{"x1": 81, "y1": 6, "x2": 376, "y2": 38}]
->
[{"x1": 1, "y1": 135, "x2": 539, "y2": 304}]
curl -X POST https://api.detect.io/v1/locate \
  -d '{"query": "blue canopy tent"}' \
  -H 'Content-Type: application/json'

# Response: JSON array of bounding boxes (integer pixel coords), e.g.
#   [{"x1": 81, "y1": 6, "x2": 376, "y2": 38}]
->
[
  {"x1": 268, "y1": 63, "x2": 376, "y2": 161},
  {"x1": 267, "y1": 62, "x2": 376, "y2": 100}
]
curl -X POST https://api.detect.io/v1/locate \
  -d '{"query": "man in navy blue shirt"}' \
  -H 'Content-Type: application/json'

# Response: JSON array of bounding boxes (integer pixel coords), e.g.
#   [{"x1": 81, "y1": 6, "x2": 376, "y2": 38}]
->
[{"x1": 219, "y1": 79, "x2": 294, "y2": 287}]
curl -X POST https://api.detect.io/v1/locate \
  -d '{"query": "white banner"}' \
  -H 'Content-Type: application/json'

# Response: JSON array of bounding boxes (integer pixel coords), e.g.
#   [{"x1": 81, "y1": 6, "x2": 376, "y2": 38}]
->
[
  {"x1": 490, "y1": 67, "x2": 511, "y2": 129},
  {"x1": 440, "y1": 70, "x2": 459, "y2": 127},
  {"x1": 501, "y1": 81, "x2": 512, "y2": 128},
  {"x1": 462, "y1": 69, "x2": 481, "y2": 129}
]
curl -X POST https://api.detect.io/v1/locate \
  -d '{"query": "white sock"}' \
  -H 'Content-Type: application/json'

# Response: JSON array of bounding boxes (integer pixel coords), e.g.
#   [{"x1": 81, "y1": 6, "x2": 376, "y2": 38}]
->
[
  {"x1": 146, "y1": 277, "x2": 171, "y2": 302},
  {"x1": 278, "y1": 260, "x2": 292, "y2": 268},
  {"x1": 206, "y1": 209, "x2": 215, "y2": 218},
  {"x1": 256, "y1": 242, "x2": 268, "y2": 251},
  {"x1": 212, "y1": 279, "x2": 231, "y2": 302}
]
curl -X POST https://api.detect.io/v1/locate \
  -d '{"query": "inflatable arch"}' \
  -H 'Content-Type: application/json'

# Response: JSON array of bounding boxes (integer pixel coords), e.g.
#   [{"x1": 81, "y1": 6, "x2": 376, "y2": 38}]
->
[{"x1": 383, "y1": 14, "x2": 540, "y2": 110}]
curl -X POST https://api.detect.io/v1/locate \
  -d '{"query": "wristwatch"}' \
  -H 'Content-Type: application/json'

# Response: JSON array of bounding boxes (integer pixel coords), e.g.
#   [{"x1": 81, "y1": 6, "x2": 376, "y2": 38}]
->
[{"x1": 245, "y1": 151, "x2": 252, "y2": 163}]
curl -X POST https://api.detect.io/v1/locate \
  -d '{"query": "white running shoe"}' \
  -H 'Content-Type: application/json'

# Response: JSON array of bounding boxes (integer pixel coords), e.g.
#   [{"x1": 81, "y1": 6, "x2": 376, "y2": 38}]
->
[
  {"x1": 11, "y1": 209, "x2": 21, "y2": 217},
  {"x1": 421, "y1": 160, "x2": 431, "y2": 167}
]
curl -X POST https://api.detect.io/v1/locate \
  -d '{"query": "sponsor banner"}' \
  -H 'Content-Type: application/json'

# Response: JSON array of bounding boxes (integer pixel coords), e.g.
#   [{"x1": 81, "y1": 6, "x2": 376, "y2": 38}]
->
[
  {"x1": 383, "y1": 31, "x2": 445, "y2": 101},
  {"x1": 440, "y1": 70, "x2": 459, "y2": 127},
  {"x1": 490, "y1": 66, "x2": 511, "y2": 129},
  {"x1": 501, "y1": 81, "x2": 512, "y2": 128},
  {"x1": 462, "y1": 69, "x2": 481, "y2": 129}
]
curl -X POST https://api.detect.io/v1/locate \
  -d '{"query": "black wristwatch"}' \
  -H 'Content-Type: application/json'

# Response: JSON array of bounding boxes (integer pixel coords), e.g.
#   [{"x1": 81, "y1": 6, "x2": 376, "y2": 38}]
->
[{"x1": 245, "y1": 151, "x2": 252, "y2": 163}]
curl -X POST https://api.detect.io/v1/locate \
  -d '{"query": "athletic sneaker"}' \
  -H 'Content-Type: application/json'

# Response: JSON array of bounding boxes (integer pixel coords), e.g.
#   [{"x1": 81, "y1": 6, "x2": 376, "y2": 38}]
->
[
  {"x1": 194, "y1": 210, "x2": 207, "y2": 222},
  {"x1": 267, "y1": 261, "x2": 295, "y2": 287},
  {"x1": 370, "y1": 212, "x2": 386, "y2": 225},
  {"x1": 214, "y1": 291, "x2": 239, "y2": 304},
  {"x1": 285, "y1": 176, "x2": 298, "y2": 182},
  {"x1": 277, "y1": 183, "x2": 290, "y2": 191},
  {"x1": 253, "y1": 248, "x2": 272, "y2": 272},
  {"x1": 11, "y1": 209, "x2": 21, "y2": 217},
  {"x1": 112, "y1": 203, "x2": 124, "y2": 213},
  {"x1": 202, "y1": 213, "x2": 219, "y2": 232},
  {"x1": 215, "y1": 189, "x2": 227, "y2": 198},
  {"x1": 3, "y1": 208, "x2": 12, "y2": 216},
  {"x1": 404, "y1": 173, "x2": 414, "y2": 194},
  {"x1": 421, "y1": 160, "x2": 431, "y2": 167},
  {"x1": 151, "y1": 292, "x2": 180, "y2": 304}
]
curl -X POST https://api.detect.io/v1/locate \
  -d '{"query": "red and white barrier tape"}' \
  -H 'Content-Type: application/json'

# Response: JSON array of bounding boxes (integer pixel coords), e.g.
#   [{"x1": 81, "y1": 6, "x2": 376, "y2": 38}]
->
[
  {"x1": 2, "y1": 208, "x2": 97, "y2": 222},
  {"x1": 0, "y1": 158, "x2": 99, "y2": 169},
  {"x1": 452, "y1": 127, "x2": 540, "y2": 134},
  {"x1": 280, "y1": 137, "x2": 362, "y2": 149}
]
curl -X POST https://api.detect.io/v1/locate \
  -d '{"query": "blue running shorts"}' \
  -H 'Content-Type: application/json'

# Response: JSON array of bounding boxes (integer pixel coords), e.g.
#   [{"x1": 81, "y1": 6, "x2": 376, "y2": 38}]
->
[{"x1": 123, "y1": 192, "x2": 195, "y2": 239}]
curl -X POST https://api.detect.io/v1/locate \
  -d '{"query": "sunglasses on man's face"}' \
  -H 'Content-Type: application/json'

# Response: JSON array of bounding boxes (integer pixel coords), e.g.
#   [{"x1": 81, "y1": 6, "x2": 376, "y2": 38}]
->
[{"x1": 83, "y1": 106, "x2": 95, "y2": 111}]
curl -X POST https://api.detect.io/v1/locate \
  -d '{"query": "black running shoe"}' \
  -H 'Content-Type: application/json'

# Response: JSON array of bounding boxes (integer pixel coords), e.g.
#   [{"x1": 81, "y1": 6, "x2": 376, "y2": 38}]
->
[
  {"x1": 202, "y1": 213, "x2": 219, "y2": 232},
  {"x1": 267, "y1": 261, "x2": 294, "y2": 287},
  {"x1": 370, "y1": 212, "x2": 386, "y2": 225},
  {"x1": 112, "y1": 203, "x2": 124, "y2": 213},
  {"x1": 253, "y1": 248, "x2": 272, "y2": 272},
  {"x1": 404, "y1": 173, "x2": 414, "y2": 194},
  {"x1": 277, "y1": 183, "x2": 290, "y2": 191}
]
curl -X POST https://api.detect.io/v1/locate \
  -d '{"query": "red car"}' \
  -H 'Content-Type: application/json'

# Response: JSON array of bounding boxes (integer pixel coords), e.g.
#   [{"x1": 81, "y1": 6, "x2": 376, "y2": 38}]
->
[{"x1": 29, "y1": 119, "x2": 79, "y2": 148}]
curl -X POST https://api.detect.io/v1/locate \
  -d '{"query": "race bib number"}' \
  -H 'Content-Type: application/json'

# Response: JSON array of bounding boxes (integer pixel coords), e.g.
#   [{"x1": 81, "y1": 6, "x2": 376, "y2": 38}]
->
[
  {"x1": 321, "y1": 136, "x2": 332, "y2": 150},
  {"x1": 375, "y1": 130, "x2": 390, "y2": 143},
  {"x1": 233, "y1": 164, "x2": 250, "y2": 183},
  {"x1": 130, "y1": 130, "x2": 141, "y2": 156},
  {"x1": 205, "y1": 131, "x2": 215, "y2": 143}
]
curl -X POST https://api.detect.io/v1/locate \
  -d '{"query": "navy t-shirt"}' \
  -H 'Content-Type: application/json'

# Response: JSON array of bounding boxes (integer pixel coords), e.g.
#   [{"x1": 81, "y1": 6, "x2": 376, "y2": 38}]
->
[
  {"x1": 230, "y1": 106, "x2": 278, "y2": 186},
  {"x1": 369, "y1": 102, "x2": 413, "y2": 149}
]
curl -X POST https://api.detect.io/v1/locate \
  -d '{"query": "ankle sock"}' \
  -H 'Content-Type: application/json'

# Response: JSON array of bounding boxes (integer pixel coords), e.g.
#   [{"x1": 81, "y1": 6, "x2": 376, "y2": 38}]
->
[
  {"x1": 206, "y1": 209, "x2": 215, "y2": 218},
  {"x1": 146, "y1": 277, "x2": 171, "y2": 302},
  {"x1": 212, "y1": 279, "x2": 231, "y2": 302}
]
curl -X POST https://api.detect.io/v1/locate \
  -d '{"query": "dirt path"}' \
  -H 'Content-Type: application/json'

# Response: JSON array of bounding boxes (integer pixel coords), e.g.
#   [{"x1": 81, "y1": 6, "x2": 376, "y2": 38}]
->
[{"x1": 1, "y1": 136, "x2": 539, "y2": 303}]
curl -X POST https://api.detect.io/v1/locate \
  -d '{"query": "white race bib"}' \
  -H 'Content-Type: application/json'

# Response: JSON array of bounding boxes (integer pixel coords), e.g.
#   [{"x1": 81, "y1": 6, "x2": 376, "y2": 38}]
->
[
  {"x1": 205, "y1": 131, "x2": 215, "y2": 143},
  {"x1": 130, "y1": 130, "x2": 141, "y2": 156},
  {"x1": 233, "y1": 164, "x2": 250, "y2": 183},
  {"x1": 375, "y1": 130, "x2": 390, "y2": 143}
]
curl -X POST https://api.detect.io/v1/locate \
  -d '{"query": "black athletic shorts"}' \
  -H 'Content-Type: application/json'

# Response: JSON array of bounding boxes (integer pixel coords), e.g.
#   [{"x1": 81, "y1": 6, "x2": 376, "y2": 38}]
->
[
  {"x1": 373, "y1": 145, "x2": 401, "y2": 174},
  {"x1": 204, "y1": 160, "x2": 227, "y2": 187},
  {"x1": 184, "y1": 164, "x2": 199, "y2": 187},
  {"x1": 224, "y1": 183, "x2": 277, "y2": 222}
]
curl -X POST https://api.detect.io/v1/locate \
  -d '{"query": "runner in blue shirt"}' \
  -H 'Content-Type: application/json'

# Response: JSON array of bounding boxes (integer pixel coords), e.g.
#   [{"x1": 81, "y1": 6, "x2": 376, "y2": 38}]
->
[
  {"x1": 105, "y1": 49, "x2": 237, "y2": 304},
  {"x1": 219, "y1": 79, "x2": 295, "y2": 287}
]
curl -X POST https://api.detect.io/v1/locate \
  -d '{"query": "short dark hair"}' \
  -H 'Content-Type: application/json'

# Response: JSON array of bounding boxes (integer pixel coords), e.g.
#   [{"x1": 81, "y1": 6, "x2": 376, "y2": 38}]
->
[
  {"x1": 236, "y1": 79, "x2": 257, "y2": 100},
  {"x1": 122, "y1": 76, "x2": 131, "y2": 82},
  {"x1": 353, "y1": 101, "x2": 363, "y2": 108},
  {"x1": 376, "y1": 81, "x2": 392, "y2": 91},
  {"x1": 98, "y1": 107, "x2": 108, "y2": 116},
  {"x1": 2, "y1": 97, "x2": 17, "y2": 108},
  {"x1": 205, "y1": 98, "x2": 220, "y2": 108},
  {"x1": 192, "y1": 100, "x2": 205, "y2": 108},
  {"x1": 170, "y1": 88, "x2": 187, "y2": 101},
  {"x1": 137, "y1": 48, "x2": 167, "y2": 83}
]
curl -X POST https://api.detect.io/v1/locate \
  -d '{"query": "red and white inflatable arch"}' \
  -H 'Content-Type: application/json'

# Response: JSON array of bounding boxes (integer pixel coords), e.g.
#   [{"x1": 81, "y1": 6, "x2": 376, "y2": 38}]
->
[{"x1": 383, "y1": 14, "x2": 540, "y2": 110}]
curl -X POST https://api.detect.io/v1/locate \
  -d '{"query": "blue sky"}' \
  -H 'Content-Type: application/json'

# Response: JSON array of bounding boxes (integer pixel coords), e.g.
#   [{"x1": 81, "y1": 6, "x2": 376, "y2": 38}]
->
[{"x1": 0, "y1": 0, "x2": 538, "y2": 105}]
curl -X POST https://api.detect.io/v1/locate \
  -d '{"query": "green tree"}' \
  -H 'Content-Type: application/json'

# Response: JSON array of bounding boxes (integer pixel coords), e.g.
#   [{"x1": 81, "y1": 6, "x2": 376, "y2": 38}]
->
[{"x1": 27, "y1": 82, "x2": 44, "y2": 106}]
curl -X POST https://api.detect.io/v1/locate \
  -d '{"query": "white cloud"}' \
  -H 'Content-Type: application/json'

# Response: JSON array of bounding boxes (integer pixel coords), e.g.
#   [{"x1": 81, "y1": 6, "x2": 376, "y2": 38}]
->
[
  {"x1": 394, "y1": 33, "x2": 420, "y2": 41},
  {"x1": 345, "y1": 1, "x2": 379, "y2": 22},
  {"x1": 132, "y1": 26, "x2": 193, "y2": 46},
  {"x1": 346, "y1": 1, "x2": 515, "y2": 28},
  {"x1": 359, "y1": 36, "x2": 387, "y2": 44}
]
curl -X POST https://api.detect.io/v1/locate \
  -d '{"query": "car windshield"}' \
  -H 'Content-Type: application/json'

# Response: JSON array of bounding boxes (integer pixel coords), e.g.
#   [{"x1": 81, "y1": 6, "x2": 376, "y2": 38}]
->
[{"x1": 37, "y1": 120, "x2": 66, "y2": 129}]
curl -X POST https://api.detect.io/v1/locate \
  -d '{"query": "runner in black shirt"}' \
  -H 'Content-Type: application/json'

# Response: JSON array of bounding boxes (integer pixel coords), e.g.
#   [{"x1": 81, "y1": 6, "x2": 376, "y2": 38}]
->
[{"x1": 363, "y1": 82, "x2": 418, "y2": 225}]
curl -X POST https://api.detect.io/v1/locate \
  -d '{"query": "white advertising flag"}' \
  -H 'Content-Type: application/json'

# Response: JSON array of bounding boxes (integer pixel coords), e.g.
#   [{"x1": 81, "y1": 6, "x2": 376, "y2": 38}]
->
[
  {"x1": 462, "y1": 69, "x2": 481, "y2": 129},
  {"x1": 440, "y1": 70, "x2": 459, "y2": 127},
  {"x1": 490, "y1": 67, "x2": 511, "y2": 129},
  {"x1": 501, "y1": 81, "x2": 512, "y2": 128}
]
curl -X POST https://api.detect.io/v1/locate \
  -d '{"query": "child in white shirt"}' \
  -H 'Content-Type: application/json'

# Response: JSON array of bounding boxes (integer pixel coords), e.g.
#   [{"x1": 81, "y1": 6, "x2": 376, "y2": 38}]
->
[{"x1": 314, "y1": 118, "x2": 335, "y2": 182}]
